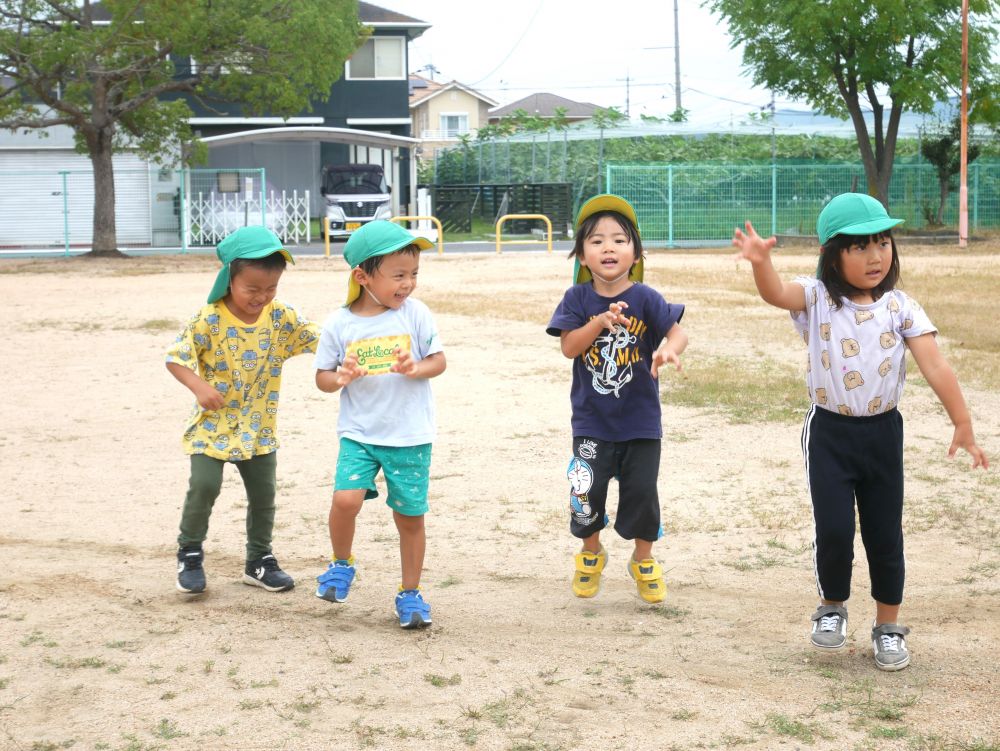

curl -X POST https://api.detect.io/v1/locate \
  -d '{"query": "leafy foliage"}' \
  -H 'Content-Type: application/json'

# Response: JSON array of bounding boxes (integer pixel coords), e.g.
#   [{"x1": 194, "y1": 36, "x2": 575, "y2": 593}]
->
[{"x1": 705, "y1": 0, "x2": 1000, "y2": 205}]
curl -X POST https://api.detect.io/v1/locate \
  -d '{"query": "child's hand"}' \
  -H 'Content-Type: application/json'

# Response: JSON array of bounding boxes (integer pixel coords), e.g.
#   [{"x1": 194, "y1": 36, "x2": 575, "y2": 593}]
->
[
  {"x1": 390, "y1": 349, "x2": 420, "y2": 378},
  {"x1": 651, "y1": 346, "x2": 682, "y2": 378},
  {"x1": 732, "y1": 220, "x2": 777, "y2": 264},
  {"x1": 196, "y1": 383, "x2": 225, "y2": 411},
  {"x1": 949, "y1": 423, "x2": 990, "y2": 469},
  {"x1": 334, "y1": 352, "x2": 367, "y2": 387},
  {"x1": 596, "y1": 301, "x2": 629, "y2": 331}
]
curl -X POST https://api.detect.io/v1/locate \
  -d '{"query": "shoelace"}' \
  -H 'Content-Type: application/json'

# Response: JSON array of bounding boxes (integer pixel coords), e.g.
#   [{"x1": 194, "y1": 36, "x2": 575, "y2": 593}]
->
[
  {"x1": 818, "y1": 614, "x2": 842, "y2": 632},
  {"x1": 878, "y1": 633, "x2": 902, "y2": 652},
  {"x1": 182, "y1": 554, "x2": 203, "y2": 570}
]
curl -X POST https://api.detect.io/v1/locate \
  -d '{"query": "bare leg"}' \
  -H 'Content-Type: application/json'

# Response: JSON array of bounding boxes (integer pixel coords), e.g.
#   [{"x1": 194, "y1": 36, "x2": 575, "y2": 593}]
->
[
  {"x1": 329, "y1": 489, "x2": 365, "y2": 560},
  {"x1": 581, "y1": 531, "x2": 602, "y2": 553},
  {"x1": 394, "y1": 511, "x2": 425, "y2": 590},
  {"x1": 875, "y1": 601, "x2": 901, "y2": 626},
  {"x1": 633, "y1": 538, "x2": 653, "y2": 561}
]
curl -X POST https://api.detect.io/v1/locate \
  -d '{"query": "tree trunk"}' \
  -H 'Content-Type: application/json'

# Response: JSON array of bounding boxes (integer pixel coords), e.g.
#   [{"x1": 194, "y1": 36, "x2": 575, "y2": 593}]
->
[{"x1": 85, "y1": 125, "x2": 125, "y2": 257}]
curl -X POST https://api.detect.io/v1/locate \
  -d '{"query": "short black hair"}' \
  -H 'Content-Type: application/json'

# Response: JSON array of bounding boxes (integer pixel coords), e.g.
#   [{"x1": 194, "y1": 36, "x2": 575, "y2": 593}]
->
[
  {"x1": 230, "y1": 252, "x2": 287, "y2": 279},
  {"x1": 818, "y1": 231, "x2": 900, "y2": 308},
  {"x1": 358, "y1": 244, "x2": 422, "y2": 275},
  {"x1": 567, "y1": 210, "x2": 643, "y2": 262}
]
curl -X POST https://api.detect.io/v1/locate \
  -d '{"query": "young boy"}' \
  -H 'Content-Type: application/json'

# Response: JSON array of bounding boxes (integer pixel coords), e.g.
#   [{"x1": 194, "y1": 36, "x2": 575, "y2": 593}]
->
[
  {"x1": 166, "y1": 225, "x2": 319, "y2": 595},
  {"x1": 313, "y1": 221, "x2": 446, "y2": 629},
  {"x1": 547, "y1": 195, "x2": 687, "y2": 603}
]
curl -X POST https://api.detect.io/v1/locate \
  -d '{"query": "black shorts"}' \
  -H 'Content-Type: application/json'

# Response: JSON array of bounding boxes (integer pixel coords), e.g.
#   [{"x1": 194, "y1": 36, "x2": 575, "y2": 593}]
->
[{"x1": 566, "y1": 436, "x2": 662, "y2": 541}]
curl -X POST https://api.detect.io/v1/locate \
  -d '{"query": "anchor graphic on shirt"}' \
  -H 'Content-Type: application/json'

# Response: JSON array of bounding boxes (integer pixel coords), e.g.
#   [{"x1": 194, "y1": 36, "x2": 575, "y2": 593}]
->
[{"x1": 587, "y1": 323, "x2": 636, "y2": 397}]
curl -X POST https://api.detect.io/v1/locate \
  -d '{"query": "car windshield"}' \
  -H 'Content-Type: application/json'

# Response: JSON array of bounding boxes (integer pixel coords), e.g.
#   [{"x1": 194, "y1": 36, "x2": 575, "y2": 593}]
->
[{"x1": 324, "y1": 168, "x2": 387, "y2": 194}]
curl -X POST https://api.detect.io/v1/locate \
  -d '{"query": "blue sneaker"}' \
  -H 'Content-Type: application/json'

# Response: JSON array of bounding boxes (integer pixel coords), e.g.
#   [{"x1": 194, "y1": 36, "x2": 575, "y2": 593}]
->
[
  {"x1": 315, "y1": 557, "x2": 356, "y2": 603},
  {"x1": 395, "y1": 588, "x2": 432, "y2": 629}
]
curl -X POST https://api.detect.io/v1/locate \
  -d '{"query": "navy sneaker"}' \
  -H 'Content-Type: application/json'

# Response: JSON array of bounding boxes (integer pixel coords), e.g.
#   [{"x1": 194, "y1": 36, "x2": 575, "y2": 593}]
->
[
  {"x1": 316, "y1": 558, "x2": 356, "y2": 603},
  {"x1": 395, "y1": 588, "x2": 432, "y2": 629},
  {"x1": 176, "y1": 546, "x2": 206, "y2": 594},
  {"x1": 242, "y1": 554, "x2": 294, "y2": 592}
]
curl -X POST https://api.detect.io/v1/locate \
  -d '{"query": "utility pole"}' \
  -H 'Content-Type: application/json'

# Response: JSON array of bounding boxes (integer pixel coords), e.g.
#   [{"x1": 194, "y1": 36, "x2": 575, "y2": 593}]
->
[
  {"x1": 673, "y1": 0, "x2": 682, "y2": 113},
  {"x1": 959, "y1": 0, "x2": 969, "y2": 248}
]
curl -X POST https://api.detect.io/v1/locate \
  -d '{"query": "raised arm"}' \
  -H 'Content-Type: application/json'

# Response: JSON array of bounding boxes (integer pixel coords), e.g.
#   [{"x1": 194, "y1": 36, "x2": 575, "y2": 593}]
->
[
  {"x1": 560, "y1": 301, "x2": 630, "y2": 359},
  {"x1": 906, "y1": 333, "x2": 989, "y2": 469},
  {"x1": 733, "y1": 221, "x2": 806, "y2": 312}
]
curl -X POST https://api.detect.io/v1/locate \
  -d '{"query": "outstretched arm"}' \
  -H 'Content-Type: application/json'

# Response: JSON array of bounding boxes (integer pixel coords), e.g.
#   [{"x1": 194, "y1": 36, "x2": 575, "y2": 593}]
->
[
  {"x1": 651, "y1": 323, "x2": 688, "y2": 378},
  {"x1": 732, "y1": 221, "x2": 806, "y2": 312},
  {"x1": 560, "y1": 301, "x2": 630, "y2": 358},
  {"x1": 906, "y1": 333, "x2": 989, "y2": 469}
]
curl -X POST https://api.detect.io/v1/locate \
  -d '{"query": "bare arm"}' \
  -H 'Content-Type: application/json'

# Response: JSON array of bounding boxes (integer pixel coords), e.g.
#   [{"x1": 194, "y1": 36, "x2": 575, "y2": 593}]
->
[
  {"x1": 392, "y1": 350, "x2": 447, "y2": 379},
  {"x1": 316, "y1": 352, "x2": 367, "y2": 393},
  {"x1": 166, "y1": 361, "x2": 224, "y2": 410},
  {"x1": 651, "y1": 323, "x2": 688, "y2": 377},
  {"x1": 732, "y1": 221, "x2": 806, "y2": 312},
  {"x1": 559, "y1": 301, "x2": 630, "y2": 359},
  {"x1": 906, "y1": 333, "x2": 989, "y2": 469}
]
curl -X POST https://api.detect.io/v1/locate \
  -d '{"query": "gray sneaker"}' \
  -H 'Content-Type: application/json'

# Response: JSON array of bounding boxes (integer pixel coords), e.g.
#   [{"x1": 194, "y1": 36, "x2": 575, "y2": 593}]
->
[
  {"x1": 871, "y1": 623, "x2": 910, "y2": 671},
  {"x1": 810, "y1": 604, "x2": 848, "y2": 649}
]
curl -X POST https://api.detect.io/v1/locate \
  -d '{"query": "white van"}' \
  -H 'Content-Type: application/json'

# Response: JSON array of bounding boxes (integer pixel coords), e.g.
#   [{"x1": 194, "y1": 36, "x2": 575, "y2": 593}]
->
[{"x1": 320, "y1": 164, "x2": 392, "y2": 238}]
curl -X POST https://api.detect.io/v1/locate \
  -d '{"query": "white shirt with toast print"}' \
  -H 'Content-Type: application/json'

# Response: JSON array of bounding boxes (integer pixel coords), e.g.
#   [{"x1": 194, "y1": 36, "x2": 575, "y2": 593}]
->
[{"x1": 790, "y1": 277, "x2": 936, "y2": 418}]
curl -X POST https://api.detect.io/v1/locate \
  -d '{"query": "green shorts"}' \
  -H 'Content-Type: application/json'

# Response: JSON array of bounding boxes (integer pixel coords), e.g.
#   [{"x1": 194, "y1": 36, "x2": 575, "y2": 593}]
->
[{"x1": 334, "y1": 437, "x2": 432, "y2": 516}]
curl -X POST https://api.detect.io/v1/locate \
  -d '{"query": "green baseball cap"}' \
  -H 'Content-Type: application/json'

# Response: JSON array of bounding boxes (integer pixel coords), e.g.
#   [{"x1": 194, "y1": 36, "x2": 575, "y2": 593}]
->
[
  {"x1": 207, "y1": 226, "x2": 293, "y2": 303},
  {"x1": 572, "y1": 194, "x2": 644, "y2": 285},
  {"x1": 817, "y1": 193, "x2": 903, "y2": 245},
  {"x1": 343, "y1": 221, "x2": 433, "y2": 304}
]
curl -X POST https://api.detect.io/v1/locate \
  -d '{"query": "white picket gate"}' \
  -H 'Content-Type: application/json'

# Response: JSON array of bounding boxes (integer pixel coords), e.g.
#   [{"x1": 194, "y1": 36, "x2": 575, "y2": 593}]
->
[{"x1": 188, "y1": 189, "x2": 311, "y2": 246}]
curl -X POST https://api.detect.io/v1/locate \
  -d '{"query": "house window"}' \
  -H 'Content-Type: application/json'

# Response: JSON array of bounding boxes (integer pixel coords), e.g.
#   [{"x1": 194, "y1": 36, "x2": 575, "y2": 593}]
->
[
  {"x1": 439, "y1": 113, "x2": 469, "y2": 138},
  {"x1": 347, "y1": 37, "x2": 405, "y2": 80}
]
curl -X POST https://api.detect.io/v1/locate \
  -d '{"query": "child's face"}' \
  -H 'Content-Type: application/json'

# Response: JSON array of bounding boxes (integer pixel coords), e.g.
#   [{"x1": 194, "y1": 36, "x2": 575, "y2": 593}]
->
[
  {"x1": 581, "y1": 216, "x2": 638, "y2": 284},
  {"x1": 837, "y1": 235, "x2": 892, "y2": 297},
  {"x1": 355, "y1": 251, "x2": 419, "y2": 311},
  {"x1": 226, "y1": 265, "x2": 283, "y2": 323}
]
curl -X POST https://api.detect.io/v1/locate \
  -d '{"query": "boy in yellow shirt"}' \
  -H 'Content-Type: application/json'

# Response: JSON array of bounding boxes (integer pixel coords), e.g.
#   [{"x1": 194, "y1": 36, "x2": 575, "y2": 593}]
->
[{"x1": 166, "y1": 226, "x2": 319, "y2": 594}]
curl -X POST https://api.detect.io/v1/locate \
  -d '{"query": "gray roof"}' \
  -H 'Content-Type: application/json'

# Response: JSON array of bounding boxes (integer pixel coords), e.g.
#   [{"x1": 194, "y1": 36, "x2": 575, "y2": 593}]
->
[{"x1": 489, "y1": 93, "x2": 600, "y2": 119}]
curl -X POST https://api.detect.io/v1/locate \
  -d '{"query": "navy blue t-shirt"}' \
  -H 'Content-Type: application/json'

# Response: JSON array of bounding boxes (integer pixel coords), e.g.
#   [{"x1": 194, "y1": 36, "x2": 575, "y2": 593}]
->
[{"x1": 547, "y1": 282, "x2": 684, "y2": 441}]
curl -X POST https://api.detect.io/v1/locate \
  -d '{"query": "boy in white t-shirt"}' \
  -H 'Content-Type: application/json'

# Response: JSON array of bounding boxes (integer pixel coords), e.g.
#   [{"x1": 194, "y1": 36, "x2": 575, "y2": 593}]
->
[{"x1": 313, "y1": 221, "x2": 446, "y2": 629}]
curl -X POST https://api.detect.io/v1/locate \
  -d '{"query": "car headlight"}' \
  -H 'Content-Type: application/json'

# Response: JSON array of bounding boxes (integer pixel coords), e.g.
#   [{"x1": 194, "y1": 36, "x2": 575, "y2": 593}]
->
[
  {"x1": 374, "y1": 203, "x2": 392, "y2": 221},
  {"x1": 326, "y1": 203, "x2": 346, "y2": 222}
]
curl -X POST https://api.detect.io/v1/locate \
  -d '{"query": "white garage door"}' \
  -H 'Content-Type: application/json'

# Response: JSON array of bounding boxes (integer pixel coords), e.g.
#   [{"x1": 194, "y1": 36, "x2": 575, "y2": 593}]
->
[{"x1": 0, "y1": 151, "x2": 151, "y2": 247}]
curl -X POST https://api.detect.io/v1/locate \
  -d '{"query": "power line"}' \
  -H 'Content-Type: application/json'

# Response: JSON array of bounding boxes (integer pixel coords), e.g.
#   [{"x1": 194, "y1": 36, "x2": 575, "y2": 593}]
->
[{"x1": 468, "y1": 0, "x2": 545, "y2": 87}]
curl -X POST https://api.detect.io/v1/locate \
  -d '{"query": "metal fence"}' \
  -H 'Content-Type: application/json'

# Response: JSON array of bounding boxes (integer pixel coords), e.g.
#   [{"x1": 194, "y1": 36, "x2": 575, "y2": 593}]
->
[
  {"x1": 606, "y1": 161, "x2": 1000, "y2": 246},
  {"x1": 0, "y1": 167, "x2": 311, "y2": 254}
]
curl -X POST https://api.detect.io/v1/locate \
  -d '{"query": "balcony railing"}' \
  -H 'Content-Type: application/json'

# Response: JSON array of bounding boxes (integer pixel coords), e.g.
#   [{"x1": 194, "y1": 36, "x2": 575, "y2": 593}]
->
[{"x1": 419, "y1": 129, "x2": 473, "y2": 140}]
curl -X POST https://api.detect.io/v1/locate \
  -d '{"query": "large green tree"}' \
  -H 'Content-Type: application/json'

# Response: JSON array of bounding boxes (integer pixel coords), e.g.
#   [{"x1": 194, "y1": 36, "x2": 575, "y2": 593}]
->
[
  {"x1": 0, "y1": 0, "x2": 365, "y2": 254},
  {"x1": 707, "y1": 0, "x2": 999, "y2": 207}
]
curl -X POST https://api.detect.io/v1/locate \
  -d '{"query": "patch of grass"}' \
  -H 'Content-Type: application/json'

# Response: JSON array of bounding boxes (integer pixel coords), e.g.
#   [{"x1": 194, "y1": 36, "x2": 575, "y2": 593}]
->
[
  {"x1": 152, "y1": 718, "x2": 186, "y2": 739},
  {"x1": 665, "y1": 356, "x2": 808, "y2": 423},
  {"x1": 424, "y1": 673, "x2": 461, "y2": 687},
  {"x1": 137, "y1": 318, "x2": 180, "y2": 332},
  {"x1": 45, "y1": 656, "x2": 106, "y2": 669},
  {"x1": 438, "y1": 575, "x2": 461, "y2": 588},
  {"x1": 723, "y1": 553, "x2": 780, "y2": 571},
  {"x1": 761, "y1": 713, "x2": 820, "y2": 743}
]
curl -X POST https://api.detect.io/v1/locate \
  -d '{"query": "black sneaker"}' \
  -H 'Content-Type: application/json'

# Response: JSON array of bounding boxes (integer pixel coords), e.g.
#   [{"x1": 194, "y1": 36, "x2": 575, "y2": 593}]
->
[
  {"x1": 176, "y1": 546, "x2": 206, "y2": 594},
  {"x1": 243, "y1": 554, "x2": 294, "y2": 592}
]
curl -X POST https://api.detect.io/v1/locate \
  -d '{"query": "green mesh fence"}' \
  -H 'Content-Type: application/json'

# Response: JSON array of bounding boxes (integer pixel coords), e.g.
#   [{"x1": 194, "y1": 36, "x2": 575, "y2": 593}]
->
[{"x1": 605, "y1": 162, "x2": 1000, "y2": 247}]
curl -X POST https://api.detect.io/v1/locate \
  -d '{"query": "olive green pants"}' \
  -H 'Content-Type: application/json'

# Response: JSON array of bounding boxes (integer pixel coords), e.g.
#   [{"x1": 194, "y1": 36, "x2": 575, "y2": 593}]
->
[{"x1": 177, "y1": 452, "x2": 277, "y2": 560}]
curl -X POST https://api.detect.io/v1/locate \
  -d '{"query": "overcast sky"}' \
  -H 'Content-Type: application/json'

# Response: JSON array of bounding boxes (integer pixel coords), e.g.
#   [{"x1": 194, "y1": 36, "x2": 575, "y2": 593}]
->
[{"x1": 377, "y1": 0, "x2": 780, "y2": 127}]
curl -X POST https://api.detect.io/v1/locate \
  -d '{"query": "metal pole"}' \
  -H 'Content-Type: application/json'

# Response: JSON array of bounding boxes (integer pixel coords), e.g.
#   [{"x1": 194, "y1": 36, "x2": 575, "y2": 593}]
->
[
  {"x1": 180, "y1": 168, "x2": 188, "y2": 253},
  {"x1": 668, "y1": 165, "x2": 674, "y2": 248},
  {"x1": 959, "y1": 0, "x2": 969, "y2": 247},
  {"x1": 771, "y1": 163, "x2": 777, "y2": 237},
  {"x1": 673, "y1": 0, "x2": 682, "y2": 113}
]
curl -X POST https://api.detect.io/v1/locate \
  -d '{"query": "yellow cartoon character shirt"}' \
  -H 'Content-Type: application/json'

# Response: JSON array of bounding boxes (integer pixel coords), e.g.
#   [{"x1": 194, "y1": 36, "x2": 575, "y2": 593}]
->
[{"x1": 166, "y1": 300, "x2": 319, "y2": 461}]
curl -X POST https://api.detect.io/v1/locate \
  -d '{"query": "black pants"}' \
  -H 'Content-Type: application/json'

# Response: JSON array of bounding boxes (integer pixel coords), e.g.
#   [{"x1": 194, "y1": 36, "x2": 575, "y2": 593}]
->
[
  {"x1": 567, "y1": 437, "x2": 662, "y2": 542},
  {"x1": 802, "y1": 405, "x2": 905, "y2": 605}
]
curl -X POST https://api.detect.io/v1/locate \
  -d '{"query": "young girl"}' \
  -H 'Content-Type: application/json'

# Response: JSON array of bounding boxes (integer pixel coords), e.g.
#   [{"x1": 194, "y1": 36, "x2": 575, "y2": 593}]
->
[
  {"x1": 547, "y1": 194, "x2": 687, "y2": 603},
  {"x1": 733, "y1": 192, "x2": 989, "y2": 671}
]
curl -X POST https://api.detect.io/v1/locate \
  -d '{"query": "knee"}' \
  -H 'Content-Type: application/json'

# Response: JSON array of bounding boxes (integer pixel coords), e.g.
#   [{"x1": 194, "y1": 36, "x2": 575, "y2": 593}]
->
[
  {"x1": 187, "y1": 474, "x2": 222, "y2": 502},
  {"x1": 332, "y1": 491, "x2": 364, "y2": 516}
]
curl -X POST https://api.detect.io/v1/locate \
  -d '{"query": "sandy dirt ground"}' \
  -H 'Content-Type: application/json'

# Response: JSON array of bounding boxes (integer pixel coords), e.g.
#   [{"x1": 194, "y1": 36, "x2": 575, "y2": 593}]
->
[{"x1": 1, "y1": 244, "x2": 998, "y2": 751}]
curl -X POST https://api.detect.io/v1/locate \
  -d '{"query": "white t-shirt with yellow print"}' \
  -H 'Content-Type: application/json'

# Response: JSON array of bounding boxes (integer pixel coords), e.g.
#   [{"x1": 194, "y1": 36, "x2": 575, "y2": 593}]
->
[{"x1": 166, "y1": 300, "x2": 319, "y2": 460}]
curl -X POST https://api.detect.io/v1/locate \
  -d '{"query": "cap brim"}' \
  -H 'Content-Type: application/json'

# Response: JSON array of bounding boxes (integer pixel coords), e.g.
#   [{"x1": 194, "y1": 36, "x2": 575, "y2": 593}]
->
[
  {"x1": 575, "y1": 194, "x2": 640, "y2": 235},
  {"x1": 573, "y1": 257, "x2": 644, "y2": 285},
  {"x1": 208, "y1": 247, "x2": 293, "y2": 303},
  {"x1": 822, "y1": 218, "x2": 904, "y2": 244},
  {"x1": 344, "y1": 238, "x2": 434, "y2": 305}
]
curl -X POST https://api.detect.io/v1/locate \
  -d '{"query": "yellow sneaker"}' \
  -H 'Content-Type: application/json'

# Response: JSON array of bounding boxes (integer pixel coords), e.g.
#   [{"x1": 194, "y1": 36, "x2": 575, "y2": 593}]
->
[
  {"x1": 572, "y1": 547, "x2": 607, "y2": 598},
  {"x1": 628, "y1": 558, "x2": 666, "y2": 603}
]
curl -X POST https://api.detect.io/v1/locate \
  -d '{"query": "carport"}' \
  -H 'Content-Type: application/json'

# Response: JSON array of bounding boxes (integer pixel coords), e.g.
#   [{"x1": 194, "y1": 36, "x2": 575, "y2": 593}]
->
[{"x1": 197, "y1": 126, "x2": 421, "y2": 218}]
